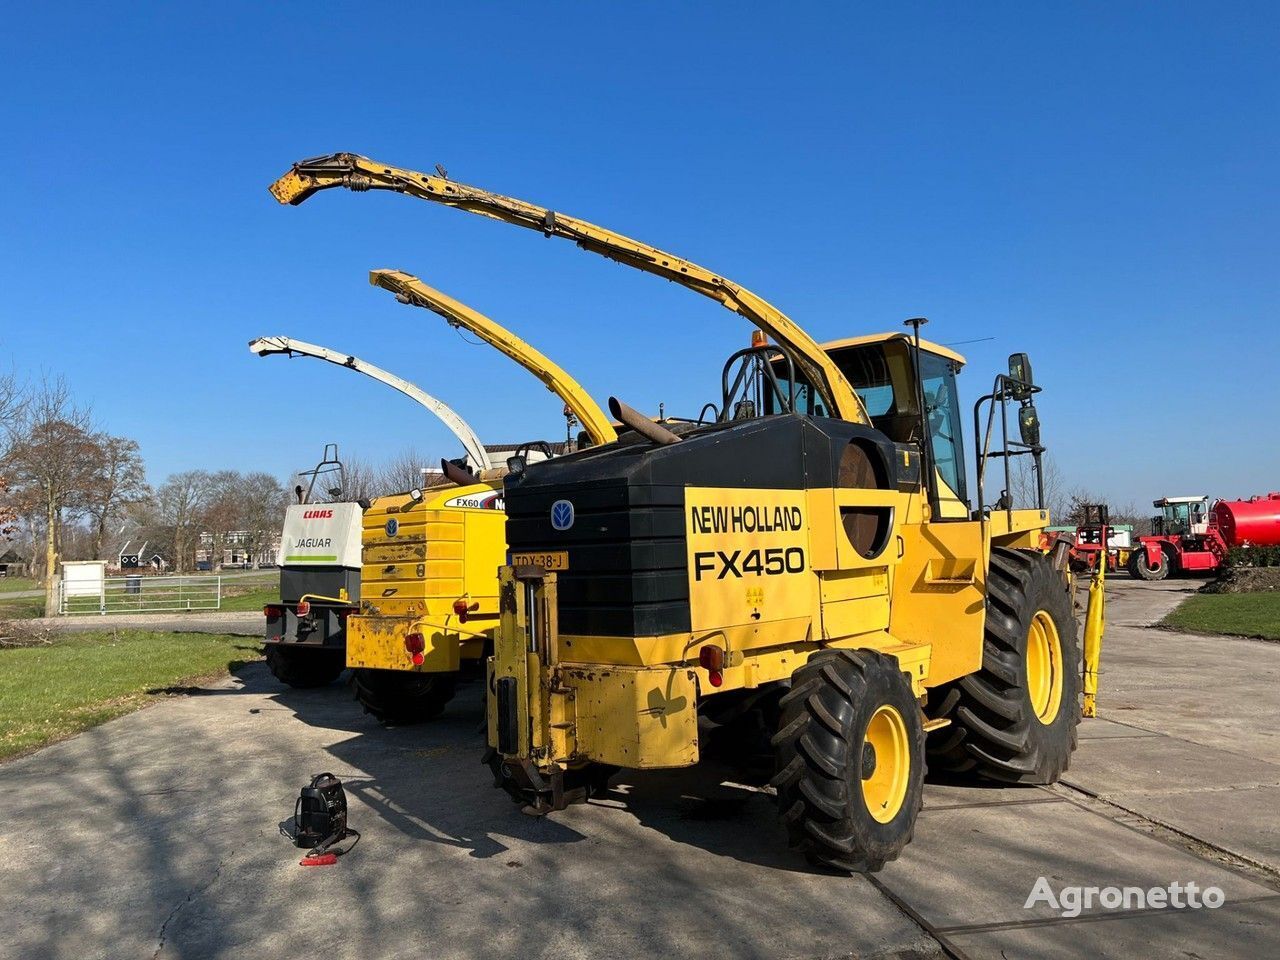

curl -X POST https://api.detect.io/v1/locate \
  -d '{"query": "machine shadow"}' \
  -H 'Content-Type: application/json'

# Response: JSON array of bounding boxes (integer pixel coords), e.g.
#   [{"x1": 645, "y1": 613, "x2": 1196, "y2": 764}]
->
[
  {"x1": 262, "y1": 673, "x2": 591, "y2": 860},
  {"x1": 235, "y1": 663, "x2": 1033, "y2": 878}
]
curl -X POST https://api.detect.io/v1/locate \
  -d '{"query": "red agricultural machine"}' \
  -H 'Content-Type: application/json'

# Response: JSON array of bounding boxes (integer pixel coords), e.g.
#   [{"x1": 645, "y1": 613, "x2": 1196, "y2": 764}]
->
[
  {"x1": 1066, "y1": 504, "x2": 1130, "y2": 573},
  {"x1": 1128, "y1": 492, "x2": 1280, "y2": 580}
]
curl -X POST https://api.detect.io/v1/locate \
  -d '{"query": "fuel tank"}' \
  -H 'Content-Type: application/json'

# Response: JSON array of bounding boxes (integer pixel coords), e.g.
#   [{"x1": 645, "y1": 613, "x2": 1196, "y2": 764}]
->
[{"x1": 1213, "y1": 493, "x2": 1280, "y2": 548}]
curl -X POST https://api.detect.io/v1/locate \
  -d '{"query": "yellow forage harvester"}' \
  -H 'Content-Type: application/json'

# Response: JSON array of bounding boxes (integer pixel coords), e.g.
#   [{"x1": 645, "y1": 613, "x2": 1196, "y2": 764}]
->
[{"x1": 271, "y1": 153, "x2": 1106, "y2": 871}]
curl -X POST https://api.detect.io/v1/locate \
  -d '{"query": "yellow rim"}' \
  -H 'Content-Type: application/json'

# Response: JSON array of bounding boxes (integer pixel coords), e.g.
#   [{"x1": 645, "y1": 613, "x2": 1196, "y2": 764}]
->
[
  {"x1": 1026, "y1": 610, "x2": 1063, "y2": 724},
  {"x1": 861, "y1": 704, "x2": 911, "y2": 823}
]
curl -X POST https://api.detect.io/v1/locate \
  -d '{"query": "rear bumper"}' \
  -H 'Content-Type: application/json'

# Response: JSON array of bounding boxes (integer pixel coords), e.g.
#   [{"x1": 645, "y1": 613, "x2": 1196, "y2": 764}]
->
[
  {"x1": 346, "y1": 615, "x2": 487, "y2": 672},
  {"x1": 264, "y1": 605, "x2": 353, "y2": 649},
  {"x1": 487, "y1": 566, "x2": 700, "y2": 773}
]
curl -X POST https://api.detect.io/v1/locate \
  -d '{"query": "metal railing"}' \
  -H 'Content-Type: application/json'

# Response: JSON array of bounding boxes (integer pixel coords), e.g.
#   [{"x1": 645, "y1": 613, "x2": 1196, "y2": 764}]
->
[{"x1": 58, "y1": 575, "x2": 222, "y2": 615}]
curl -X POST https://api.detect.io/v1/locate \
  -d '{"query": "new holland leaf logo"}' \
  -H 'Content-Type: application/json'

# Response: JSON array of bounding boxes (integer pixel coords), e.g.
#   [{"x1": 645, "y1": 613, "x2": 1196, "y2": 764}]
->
[{"x1": 551, "y1": 500, "x2": 575, "y2": 531}]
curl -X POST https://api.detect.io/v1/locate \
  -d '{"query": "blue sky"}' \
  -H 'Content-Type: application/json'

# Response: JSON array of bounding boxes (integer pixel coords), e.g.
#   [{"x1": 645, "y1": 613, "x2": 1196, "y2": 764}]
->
[{"x1": 1, "y1": 2, "x2": 1276, "y2": 509}]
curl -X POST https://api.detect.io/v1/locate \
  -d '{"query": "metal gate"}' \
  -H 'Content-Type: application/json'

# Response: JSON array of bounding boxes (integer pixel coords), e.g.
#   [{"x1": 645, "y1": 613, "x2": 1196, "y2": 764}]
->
[{"x1": 58, "y1": 575, "x2": 222, "y2": 615}]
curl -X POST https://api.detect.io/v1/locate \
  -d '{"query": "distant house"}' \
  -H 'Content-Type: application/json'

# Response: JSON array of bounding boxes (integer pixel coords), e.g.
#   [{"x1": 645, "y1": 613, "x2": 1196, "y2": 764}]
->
[
  {"x1": 0, "y1": 549, "x2": 29, "y2": 578},
  {"x1": 196, "y1": 530, "x2": 281, "y2": 570},
  {"x1": 116, "y1": 542, "x2": 168, "y2": 573}
]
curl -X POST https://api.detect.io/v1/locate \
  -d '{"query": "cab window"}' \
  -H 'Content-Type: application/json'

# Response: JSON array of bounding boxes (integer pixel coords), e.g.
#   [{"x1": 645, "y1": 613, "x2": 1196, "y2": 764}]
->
[{"x1": 919, "y1": 352, "x2": 968, "y2": 509}]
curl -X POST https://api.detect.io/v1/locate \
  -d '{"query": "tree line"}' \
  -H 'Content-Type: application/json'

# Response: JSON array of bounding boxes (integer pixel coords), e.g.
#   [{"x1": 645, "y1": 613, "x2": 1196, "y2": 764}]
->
[
  {"x1": 0, "y1": 372, "x2": 454, "y2": 610},
  {"x1": 0, "y1": 375, "x2": 294, "y2": 610}
]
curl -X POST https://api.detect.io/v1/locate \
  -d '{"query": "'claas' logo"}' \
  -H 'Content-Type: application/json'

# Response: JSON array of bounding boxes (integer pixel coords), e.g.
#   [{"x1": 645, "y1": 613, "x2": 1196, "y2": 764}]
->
[
  {"x1": 693, "y1": 547, "x2": 805, "y2": 581},
  {"x1": 303, "y1": 509, "x2": 334, "y2": 519}
]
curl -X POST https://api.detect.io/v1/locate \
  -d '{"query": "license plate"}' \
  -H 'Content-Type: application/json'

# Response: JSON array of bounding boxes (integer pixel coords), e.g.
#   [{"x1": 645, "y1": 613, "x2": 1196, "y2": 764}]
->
[{"x1": 511, "y1": 550, "x2": 569, "y2": 571}]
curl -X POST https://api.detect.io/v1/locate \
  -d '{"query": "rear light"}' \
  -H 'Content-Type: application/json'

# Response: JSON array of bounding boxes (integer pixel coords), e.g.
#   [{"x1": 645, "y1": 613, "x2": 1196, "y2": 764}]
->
[
  {"x1": 405, "y1": 632, "x2": 426, "y2": 666},
  {"x1": 699, "y1": 644, "x2": 725, "y2": 688},
  {"x1": 296, "y1": 600, "x2": 311, "y2": 617},
  {"x1": 452, "y1": 598, "x2": 480, "y2": 623},
  {"x1": 263, "y1": 605, "x2": 282, "y2": 619}
]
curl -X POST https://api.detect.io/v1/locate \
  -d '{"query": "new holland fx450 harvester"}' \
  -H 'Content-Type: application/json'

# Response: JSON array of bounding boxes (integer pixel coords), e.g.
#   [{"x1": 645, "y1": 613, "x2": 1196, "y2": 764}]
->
[{"x1": 270, "y1": 153, "x2": 1105, "y2": 872}]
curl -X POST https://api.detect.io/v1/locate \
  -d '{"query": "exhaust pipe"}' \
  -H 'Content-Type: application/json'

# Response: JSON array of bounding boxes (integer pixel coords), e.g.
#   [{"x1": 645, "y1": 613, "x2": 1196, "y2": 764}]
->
[
  {"x1": 608, "y1": 397, "x2": 681, "y2": 445},
  {"x1": 440, "y1": 458, "x2": 477, "y2": 486},
  {"x1": 441, "y1": 458, "x2": 507, "y2": 485}
]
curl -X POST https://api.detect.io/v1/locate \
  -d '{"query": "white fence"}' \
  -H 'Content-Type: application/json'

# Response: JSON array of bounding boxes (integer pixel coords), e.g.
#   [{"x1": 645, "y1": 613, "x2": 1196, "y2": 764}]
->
[{"x1": 58, "y1": 575, "x2": 222, "y2": 615}]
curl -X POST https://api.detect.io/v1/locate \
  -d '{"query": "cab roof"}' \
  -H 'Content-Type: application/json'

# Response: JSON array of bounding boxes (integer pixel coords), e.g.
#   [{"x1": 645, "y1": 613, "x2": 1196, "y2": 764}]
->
[{"x1": 819, "y1": 333, "x2": 967, "y2": 367}]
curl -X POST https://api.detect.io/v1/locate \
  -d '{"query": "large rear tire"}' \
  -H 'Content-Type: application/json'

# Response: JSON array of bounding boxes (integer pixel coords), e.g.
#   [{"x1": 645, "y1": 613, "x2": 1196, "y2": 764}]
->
[
  {"x1": 351, "y1": 668, "x2": 457, "y2": 724},
  {"x1": 264, "y1": 645, "x2": 345, "y2": 688},
  {"x1": 771, "y1": 649, "x2": 924, "y2": 873},
  {"x1": 927, "y1": 547, "x2": 1080, "y2": 784}
]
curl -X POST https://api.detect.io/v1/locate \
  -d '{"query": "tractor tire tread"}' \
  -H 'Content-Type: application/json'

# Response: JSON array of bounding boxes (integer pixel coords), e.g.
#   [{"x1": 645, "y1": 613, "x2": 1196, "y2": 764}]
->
[
  {"x1": 926, "y1": 547, "x2": 1081, "y2": 784},
  {"x1": 265, "y1": 645, "x2": 345, "y2": 689}
]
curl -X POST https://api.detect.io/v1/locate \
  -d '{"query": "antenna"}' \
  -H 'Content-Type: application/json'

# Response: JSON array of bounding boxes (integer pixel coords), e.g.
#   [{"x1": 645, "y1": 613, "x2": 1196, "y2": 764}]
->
[{"x1": 904, "y1": 317, "x2": 938, "y2": 518}]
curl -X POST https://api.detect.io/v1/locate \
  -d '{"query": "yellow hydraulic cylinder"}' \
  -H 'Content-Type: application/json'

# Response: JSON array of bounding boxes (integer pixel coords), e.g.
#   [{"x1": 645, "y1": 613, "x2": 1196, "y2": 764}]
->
[{"x1": 1082, "y1": 556, "x2": 1106, "y2": 718}]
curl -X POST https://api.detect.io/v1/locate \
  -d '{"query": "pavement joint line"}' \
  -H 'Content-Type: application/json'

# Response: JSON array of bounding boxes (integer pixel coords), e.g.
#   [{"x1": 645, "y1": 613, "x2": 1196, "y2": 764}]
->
[
  {"x1": 1044, "y1": 782, "x2": 1280, "y2": 890},
  {"x1": 866, "y1": 874, "x2": 975, "y2": 960},
  {"x1": 1073, "y1": 780, "x2": 1280, "y2": 798},
  {"x1": 1082, "y1": 721, "x2": 1280, "y2": 773},
  {"x1": 928, "y1": 892, "x2": 1280, "y2": 936},
  {"x1": 923, "y1": 795, "x2": 1066, "y2": 812}
]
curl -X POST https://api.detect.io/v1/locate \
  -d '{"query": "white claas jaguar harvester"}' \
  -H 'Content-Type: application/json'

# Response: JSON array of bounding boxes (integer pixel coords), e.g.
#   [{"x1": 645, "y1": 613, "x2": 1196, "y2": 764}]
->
[
  {"x1": 270, "y1": 154, "x2": 1106, "y2": 872},
  {"x1": 261, "y1": 445, "x2": 364, "y2": 687}
]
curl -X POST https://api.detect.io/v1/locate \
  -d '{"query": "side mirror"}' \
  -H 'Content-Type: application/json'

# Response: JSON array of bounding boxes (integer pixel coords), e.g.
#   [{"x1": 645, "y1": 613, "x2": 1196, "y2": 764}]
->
[
  {"x1": 1007, "y1": 352, "x2": 1034, "y2": 401},
  {"x1": 1018, "y1": 403, "x2": 1041, "y2": 447}
]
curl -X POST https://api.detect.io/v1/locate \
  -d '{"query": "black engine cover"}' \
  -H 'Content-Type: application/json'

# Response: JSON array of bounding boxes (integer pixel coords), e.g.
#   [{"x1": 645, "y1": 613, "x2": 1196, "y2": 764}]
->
[{"x1": 504, "y1": 414, "x2": 905, "y2": 638}]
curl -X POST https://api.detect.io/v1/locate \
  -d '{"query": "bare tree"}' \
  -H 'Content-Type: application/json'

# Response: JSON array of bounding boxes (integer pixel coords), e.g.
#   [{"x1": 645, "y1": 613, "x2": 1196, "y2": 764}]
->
[
  {"x1": 154, "y1": 470, "x2": 213, "y2": 573},
  {"x1": 378, "y1": 447, "x2": 431, "y2": 495},
  {"x1": 334, "y1": 455, "x2": 381, "y2": 503},
  {"x1": 0, "y1": 370, "x2": 26, "y2": 542},
  {"x1": 199, "y1": 471, "x2": 243, "y2": 572},
  {"x1": 235, "y1": 472, "x2": 287, "y2": 566},
  {"x1": 2, "y1": 378, "x2": 100, "y2": 610},
  {"x1": 84, "y1": 434, "x2": 150, "y2": 558},
  {"x1": 1007, "y1": 452, "x2": 1068, "y2": 520}
]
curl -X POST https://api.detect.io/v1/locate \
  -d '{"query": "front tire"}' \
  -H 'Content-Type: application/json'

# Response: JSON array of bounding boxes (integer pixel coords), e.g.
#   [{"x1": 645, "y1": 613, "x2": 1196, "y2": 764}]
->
[
  {"x1": 1129, "y1": 548, "x2": 1169, "y2": 581},
  {"x1": 264, "y1": 644, "x2": 345, "y2": 688},
  {"x1": 927, "y1": 547, "x2": 1080, "y2": 784},
  {"x1": 351, "y1": 668, "x2": 457, "y2": 724},
  {"x1": 771, "y1": 649, "x2": 924, "y2": 873}
]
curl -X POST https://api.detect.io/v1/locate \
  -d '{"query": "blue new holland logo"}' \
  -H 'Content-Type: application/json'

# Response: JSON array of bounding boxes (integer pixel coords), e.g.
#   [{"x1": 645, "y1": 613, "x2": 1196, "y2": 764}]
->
[
  {"x1": 385, "y1": 518, "x2": 399, "y2": 537},
  {"x1": 551, "y1": 500, "x2": 575, "y2": 531}
]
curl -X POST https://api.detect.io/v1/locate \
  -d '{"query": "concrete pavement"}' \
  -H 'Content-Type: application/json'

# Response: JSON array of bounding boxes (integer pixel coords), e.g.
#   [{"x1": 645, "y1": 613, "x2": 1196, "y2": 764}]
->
[{"x1": 1, "y1": 579, "x2": 1277, "y2": 959}]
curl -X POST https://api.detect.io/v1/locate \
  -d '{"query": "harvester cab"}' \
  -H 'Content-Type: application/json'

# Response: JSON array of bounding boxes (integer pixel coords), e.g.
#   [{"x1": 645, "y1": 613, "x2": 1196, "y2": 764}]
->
[
  {"x1": 261, "y1": 444, "x2": 363, "y2": 688},
  {"x1": 270, "y1": 153, "x2": 1105, "y2": 872},
  {"x1": 1152, "y1": 496, "x2": 1211, "y2": 537}
]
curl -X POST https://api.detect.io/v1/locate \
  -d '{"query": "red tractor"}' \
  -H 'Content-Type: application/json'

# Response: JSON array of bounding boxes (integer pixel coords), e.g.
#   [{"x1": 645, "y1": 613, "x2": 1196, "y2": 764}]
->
[
  {"x1": 1068, "y1": 503, "x2": 1142, "y2": 573},
  {"x1": 1129, "y1": 492, "x2": 1280, "y2": 580}
]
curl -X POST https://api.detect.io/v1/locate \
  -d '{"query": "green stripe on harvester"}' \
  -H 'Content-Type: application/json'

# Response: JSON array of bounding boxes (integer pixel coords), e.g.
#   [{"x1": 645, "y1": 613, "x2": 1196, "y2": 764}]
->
[{"x1": 284, "y1": 555, "x2": 338, "y2": 562}]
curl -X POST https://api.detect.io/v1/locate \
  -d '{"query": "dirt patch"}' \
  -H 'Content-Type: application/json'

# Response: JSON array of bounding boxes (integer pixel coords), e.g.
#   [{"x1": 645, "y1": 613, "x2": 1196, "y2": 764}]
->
[{"x1": 1201, "y1": 567, "x2": 1280, "y2": 594}]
